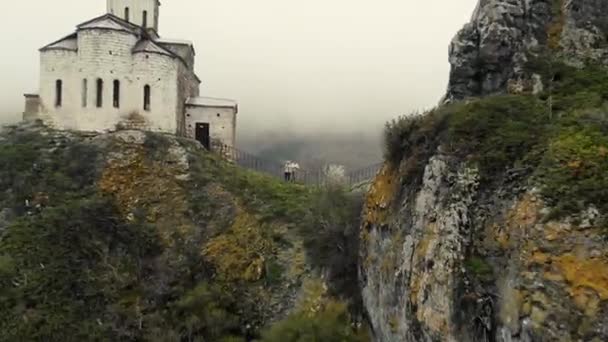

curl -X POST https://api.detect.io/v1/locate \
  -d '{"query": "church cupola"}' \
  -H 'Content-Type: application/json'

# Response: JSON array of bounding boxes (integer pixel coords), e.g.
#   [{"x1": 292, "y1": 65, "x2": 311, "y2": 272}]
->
[{"x1": 107, "y1": 0, "x2": 160, "y2": 32}]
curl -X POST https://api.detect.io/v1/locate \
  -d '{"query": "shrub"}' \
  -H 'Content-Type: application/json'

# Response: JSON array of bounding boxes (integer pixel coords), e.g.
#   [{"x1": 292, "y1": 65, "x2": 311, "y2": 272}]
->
[
  {"x1": 539, "y1": 109, "x2": 608, "y2": 218},
  {"x1": 0, "y1": 196, "x2": 160, "y2": 340},
  {"x1": 171, "y1": 283, "x2": 242, "y2": 340},
  {"x1": 383, "y1": 110, "x2": 447, "y2": 166},
  {"x1": 445, "y1": 95, "x2": 551, "y2": 179},
  {"x1": 259, "y1": 300, "x2": 368, "y2": 342},
  {"x1": 299, "y1": 184, "x2": 364, "y2": 305}
]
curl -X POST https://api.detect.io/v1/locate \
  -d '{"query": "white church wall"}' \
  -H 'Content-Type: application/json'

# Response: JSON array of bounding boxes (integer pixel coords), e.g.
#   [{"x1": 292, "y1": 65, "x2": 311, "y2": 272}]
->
[
  {"x1": 39, "y1": 29, "x2": 181, "y2": 134},
  {"x1": 185, "y1": 105, "x2": 237, "y2": 148},
  {"x1": 39, "y1": 49, "x2": 79, "y2": 127},
  {"x1": 132, "y1": 52, "x2": 180, "y2": 132}
]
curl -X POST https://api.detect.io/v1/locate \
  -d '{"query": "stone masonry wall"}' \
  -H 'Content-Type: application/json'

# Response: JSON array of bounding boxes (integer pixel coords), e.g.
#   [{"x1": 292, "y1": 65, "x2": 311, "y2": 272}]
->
[{"x1": 39, "y1": 29, "x2": 181, "y2": 133}]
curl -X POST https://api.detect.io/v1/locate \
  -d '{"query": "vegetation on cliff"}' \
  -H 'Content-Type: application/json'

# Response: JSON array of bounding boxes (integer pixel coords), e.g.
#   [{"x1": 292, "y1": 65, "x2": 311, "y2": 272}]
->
[
  {"x1": 383, "y1": 60, "x2": 608, "y2": 226},
  {"x1": 0, "y1": 125, "x2": 367, "y2": 341}
]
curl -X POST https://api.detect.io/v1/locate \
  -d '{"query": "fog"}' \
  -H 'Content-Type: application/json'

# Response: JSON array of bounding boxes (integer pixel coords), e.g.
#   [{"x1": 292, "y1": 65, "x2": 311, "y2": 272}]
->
[{"x1": 0, "y1": 0, "x2": 476, "y2": 135}]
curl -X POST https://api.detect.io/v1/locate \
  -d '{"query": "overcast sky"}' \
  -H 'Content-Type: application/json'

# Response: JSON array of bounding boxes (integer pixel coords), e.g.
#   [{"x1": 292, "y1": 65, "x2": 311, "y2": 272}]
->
[{"x1": 0, "y1": 0, "x2": 476, "y2": 134}]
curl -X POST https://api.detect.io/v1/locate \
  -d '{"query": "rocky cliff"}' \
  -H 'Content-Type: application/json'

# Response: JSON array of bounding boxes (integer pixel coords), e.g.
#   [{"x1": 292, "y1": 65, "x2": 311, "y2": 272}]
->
[
  {"x1": 360, "y1": 1, "x2": 608, "y2": 339},
  {"x1": 446, "y1": 0, "x2": 608, "y2": 101},
  {"x1": 361, "y1": 18, "x2": 608, "y2": 338}
]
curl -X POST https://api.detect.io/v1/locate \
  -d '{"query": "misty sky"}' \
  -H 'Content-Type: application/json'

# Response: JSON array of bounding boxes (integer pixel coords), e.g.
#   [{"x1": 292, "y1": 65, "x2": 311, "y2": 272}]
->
[{"x1": 0, "y1": 0, "x2": 476, "y2": 134}]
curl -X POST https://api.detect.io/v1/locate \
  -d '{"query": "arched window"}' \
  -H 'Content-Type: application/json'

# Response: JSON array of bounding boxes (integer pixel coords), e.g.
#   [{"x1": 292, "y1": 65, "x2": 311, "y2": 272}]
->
[
  {"x1": 143, "y1": 85, "x2": 151, "y2": 111},
  {"x1": 142, "y1": 11, "x2": 148, "y2": 28},
  {"x1": 113, "y1": 80, "x2": 120, "y2": 108},
  {"x1": 96, "y1": 78, "x2": 103, "y2": 108},
  {"x1": 81, "y1": 79, "x2": 88, "y2": 107},
  {"x1": 124, "y1": 7, "x2": 130, "y2": 22},
  {"x1": 55, "y1": 80, "x2": 63, "y2": 107}
]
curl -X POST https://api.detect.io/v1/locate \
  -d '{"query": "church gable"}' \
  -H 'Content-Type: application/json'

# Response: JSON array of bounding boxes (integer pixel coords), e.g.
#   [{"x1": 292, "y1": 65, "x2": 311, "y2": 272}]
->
[
  {"x1": 40, "y1": 33, "x2": 78, "y2": 52},
  {"x1": 77, "y1": 14, "x2": 141, "y2": 35},
  {"x1": 132, "y1": 39, "x2": 175, "y2": 58}
]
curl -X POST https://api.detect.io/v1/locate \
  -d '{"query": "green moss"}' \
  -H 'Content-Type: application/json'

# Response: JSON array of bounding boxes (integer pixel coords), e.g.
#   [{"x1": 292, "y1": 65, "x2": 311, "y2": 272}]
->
[
  {"x1": 465, "y1": 256, "x2": 494, "y2": 283},
  {"x1": 265, "y1": 259, "x2": 285, "y2": 286}
]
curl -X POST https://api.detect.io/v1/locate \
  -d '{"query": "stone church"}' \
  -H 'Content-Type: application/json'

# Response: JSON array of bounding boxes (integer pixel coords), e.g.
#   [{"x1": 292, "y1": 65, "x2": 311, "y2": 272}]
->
[{"x1": 24, "y1": 0, "x2": 237, "y2": 150}]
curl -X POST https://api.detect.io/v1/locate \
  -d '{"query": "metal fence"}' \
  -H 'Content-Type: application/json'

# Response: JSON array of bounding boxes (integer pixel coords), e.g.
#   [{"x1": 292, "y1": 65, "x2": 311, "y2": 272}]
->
[
  {"x1": 214, "y1": 143, "x2": 284, "y2": 179},
  {"x1": 347, "y1": 162, "x2": 384, "y2": 186},
  {"x1": 211, "y1": 143, "x2": 382, "y2": 186}
]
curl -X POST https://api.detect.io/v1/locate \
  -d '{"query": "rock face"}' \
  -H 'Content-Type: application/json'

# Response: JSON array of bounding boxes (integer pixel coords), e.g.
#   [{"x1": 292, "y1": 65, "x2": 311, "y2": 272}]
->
[
  {"x1": 446, "y1": 0, "x2": 608, "y2": 101},
  {"x1": 360, "y1": 153, "x2": 608, "y2": 342}
]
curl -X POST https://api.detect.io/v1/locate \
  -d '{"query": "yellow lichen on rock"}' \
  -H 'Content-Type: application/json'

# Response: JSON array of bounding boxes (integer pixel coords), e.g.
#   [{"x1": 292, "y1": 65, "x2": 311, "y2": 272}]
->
[
  {"x1": 98, "y1": 143, "x2": 194, "y2": 245},
  {"x1": 553, "y1": 253, "x2": 608, "y2": 301},
  {"x1": 529, "y1": 251, "x2": 551, "y2": 265},
  {"x1": 547, "y1": 0, "x2": 565, "y2": 50},
  {"x1": 202, "y1": 210, "x2": 273, "y2": 282},
  {"x1": 490, "y1": 194, "x2": 543, "y2": 251},
  {"x1": 508, "y1": 194, "x2": 542, "y2": 228},
  {"x1": 363, "y1": 164, "x2": 398, "y2": 225}
]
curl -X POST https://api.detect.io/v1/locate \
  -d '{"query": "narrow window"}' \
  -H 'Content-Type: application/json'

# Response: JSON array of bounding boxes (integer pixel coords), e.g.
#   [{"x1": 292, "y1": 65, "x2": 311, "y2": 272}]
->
[
  {"x1": 113, "y1": 80, "x2": 120, "y2": 108},
  {"x1": 81, "y1": 79, "x2": 88, "y2": 107},
  {"x1": 96, "y1": 78, "x2": 103, "y2": 108},
  {"x1": 55, "y1": 80, "x2": 63, "y2": 107},
  {"x1": 124, "y1": 7, "x2": 130, "y2": 22},
  {"x1": 142, "y1": 11, "x2": 148, "y2": 28},
  {"x1": 143, "y1": 85, "x2": 151, "y2": 111}
]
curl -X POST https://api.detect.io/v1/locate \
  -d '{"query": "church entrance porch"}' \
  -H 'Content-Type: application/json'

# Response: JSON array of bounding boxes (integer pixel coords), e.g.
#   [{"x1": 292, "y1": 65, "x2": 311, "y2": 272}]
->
[{"x1": 195, "y1": 122, "x2": 211, "y2": 149}]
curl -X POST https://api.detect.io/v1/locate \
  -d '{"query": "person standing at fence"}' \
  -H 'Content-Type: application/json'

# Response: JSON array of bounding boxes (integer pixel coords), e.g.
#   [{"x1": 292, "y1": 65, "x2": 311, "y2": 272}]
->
[
  {"x1": 284, "y1": 161, "x2": 292, "y2": 182},
  {"x1": 290, "y1": 161, "x2": 300, "y2": 182}
]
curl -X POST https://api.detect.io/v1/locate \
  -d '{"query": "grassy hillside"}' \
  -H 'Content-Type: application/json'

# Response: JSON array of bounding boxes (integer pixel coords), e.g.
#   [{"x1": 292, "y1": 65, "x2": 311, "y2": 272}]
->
[{"x1": 0, "y1": 125, "x2": 367, "y2": 341}]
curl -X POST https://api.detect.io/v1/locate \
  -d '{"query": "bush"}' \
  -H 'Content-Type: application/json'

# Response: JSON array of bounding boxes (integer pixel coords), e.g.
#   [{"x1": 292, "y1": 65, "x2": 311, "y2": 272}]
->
[
  {"x1": 445, "y1": 95, "x2": 551, "y2": 179},
  {"x1": 299, "y1": 184, "x2": 364, "y2": 306},
  {"x1": 539, "y1": 109, "x2": 608, "y2": 218},
  {"x1": 170, "y1": 283, "x2": 243, "y2": 340},
  {"x1": 0, "y1": 196, "x2": 160, "y2": 340},
  {"x1": 260, "y1": 300, "x2": 368, "y2": 342},
  {"x1": 383, "y1": 110, "x2": 447, "y2": 166}
]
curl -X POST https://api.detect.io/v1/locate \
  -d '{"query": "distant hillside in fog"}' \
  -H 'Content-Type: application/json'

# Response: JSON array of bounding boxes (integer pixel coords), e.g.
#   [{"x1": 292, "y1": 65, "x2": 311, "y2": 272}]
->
[
  {"x1": 0, "y1": 113, "x2": 20, "y2": 126},
  {"x1": 238, "y1": 130, "x2": 382, "y2": 171}
]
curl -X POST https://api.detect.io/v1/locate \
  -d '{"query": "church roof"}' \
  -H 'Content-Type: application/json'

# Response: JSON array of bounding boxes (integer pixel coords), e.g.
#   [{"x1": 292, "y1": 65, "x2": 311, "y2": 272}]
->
[
  {"x1": 186, "y1": 97, "x2": 238, "y2": 109},
  {"x1": 156, "y1": 38, "x2": 196, "y2": 57},
  {"x1": 39, "y1": 13, "x2": 201, "y2": 82},
  {"x1": 155, "y1": 38, "x2": 193, "y2": 46},
  {"x1": 40, "y1": 33, "x2": 78, "y2": 52},
  {"x1": 77, "y1": 13, "x2": 142, "y2": 34},
  {"x1": 132, "y1": 39, "x2": 176, "y2": 57}
]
